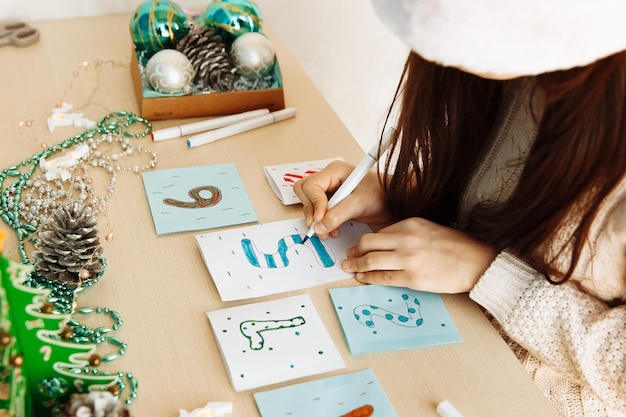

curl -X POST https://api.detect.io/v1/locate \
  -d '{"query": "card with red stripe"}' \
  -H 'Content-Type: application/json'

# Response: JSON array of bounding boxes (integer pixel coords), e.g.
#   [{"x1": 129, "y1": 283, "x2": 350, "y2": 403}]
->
[{"x1": 263, "y1": 158, "x2": 342, "y2": 205}]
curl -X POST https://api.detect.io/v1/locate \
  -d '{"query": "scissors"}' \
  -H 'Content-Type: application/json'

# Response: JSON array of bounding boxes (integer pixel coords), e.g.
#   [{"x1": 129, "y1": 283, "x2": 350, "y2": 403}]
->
[{"x1": 0, "y1": 21, "x2": 40, "y2": 47}]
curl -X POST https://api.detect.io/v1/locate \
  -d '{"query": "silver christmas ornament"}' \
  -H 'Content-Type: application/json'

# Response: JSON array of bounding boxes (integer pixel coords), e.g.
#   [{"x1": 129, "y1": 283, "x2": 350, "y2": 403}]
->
[
  {"x1": 230, "y1": 32, "x2": 276, "y2": 79},
  {"x1": 144, "y1": 49, "x2": 195, "y2": 94}
]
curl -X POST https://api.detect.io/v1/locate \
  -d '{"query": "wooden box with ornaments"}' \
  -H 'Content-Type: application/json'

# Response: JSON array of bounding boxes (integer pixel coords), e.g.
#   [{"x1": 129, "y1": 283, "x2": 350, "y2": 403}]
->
[{"x1": 129, "y1": 0, "x2": 285, "y2": 120}]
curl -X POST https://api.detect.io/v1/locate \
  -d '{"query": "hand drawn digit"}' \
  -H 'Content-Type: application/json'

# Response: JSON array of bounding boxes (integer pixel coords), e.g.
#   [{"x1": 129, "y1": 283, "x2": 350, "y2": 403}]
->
[
  {"x1": 342, "y1": 405, "x2": 374, "y2": 417},
  {"x1": 240, "y1": 316, "x2": 306, "y2": 350},
  {"x1": 39, "y1": 345, "x2": 52, "y2": 361},
  {"x1": 353, "y1": 293, "x2": 423, "y2": 328},
  {"x1": 241, "y1": 234, "x2": 335, "y2": 268},
  {"x1": 74, "y1": 379, "x2": 85, "y2": 392},
  {"x1": 283, "y1": 170, "x2": 318, "y2": 185},
  {"x1": 163, "y1": 185, "x2": 222, "y2": 208}
]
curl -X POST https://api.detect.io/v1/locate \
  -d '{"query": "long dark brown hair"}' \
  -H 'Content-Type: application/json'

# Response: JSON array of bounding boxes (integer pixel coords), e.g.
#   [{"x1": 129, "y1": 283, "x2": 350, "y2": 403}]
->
[{"x1": 381, "y1": 50, "x2": 626, "y2": 283}]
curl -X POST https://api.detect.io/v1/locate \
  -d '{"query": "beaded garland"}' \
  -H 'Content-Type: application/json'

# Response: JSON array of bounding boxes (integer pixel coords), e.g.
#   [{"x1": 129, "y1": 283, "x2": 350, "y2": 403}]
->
[
  {"x1": 0, "y1": 110, "x2": 154, "y2": 408},
  {"x1": 1, "y1": 111, "x2": 153, "y2": 265}
]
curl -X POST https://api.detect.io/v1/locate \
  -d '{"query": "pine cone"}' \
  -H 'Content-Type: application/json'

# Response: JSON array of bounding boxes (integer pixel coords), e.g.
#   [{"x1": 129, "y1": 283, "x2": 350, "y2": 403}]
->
[
  {"x1": 55, "y1": 391, "x2": 130, "y2": 417},
  {"x1": 176, "y1": 27, "x2": 236, "y2": 92},
  {"x1": 32, "y1": 202, "x2": 103, "y2": 287}
]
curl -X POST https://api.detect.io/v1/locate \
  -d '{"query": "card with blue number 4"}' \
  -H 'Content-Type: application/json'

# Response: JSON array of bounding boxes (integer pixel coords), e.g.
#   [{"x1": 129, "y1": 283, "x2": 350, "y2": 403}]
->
[{"x1": 329, "y1": 285, "x2": 462, "y2": 355}]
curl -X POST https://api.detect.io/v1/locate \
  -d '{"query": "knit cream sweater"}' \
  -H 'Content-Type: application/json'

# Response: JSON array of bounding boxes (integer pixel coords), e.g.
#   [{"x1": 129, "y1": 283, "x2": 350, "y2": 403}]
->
[{"x1": 459, "y1": 78, "x2": 626, "y2": 416}]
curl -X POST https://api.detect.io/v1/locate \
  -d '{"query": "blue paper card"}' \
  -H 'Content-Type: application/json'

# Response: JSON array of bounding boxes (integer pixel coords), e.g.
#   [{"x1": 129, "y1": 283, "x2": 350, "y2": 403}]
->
[
  {"x1": 141, "y1": 163, "x2": 257, "y2": 235},
  {"x1": 329, "y1": 285, "x2": 462, "y2": 355},
  {"x1": 254, "y1": 368, "x2": 398, "y2": 417}
]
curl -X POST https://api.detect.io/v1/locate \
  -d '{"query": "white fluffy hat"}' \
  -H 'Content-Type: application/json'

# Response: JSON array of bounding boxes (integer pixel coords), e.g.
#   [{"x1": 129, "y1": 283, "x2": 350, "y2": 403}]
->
[{"x1": 371, "y1": 0, "x2": 626, "y2": 76}]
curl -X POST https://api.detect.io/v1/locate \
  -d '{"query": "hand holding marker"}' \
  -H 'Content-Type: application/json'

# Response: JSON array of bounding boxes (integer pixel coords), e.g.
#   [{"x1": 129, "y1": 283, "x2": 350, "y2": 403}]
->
[{"x1": 302, "y1": 127, "x2": 395, "y2": 243}]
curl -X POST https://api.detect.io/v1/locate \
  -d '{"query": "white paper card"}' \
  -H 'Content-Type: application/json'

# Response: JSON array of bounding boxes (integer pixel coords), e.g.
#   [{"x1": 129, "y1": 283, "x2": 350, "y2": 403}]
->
[
  {"x1": 195, "y1": 217, "x2": 371, "y2": 301},
  {"x1": 263, "y1": 158, "x2": 342, "y2": 205},
  {"x1": 207, "y1": 294, "x2": 345, "y2": 392}
]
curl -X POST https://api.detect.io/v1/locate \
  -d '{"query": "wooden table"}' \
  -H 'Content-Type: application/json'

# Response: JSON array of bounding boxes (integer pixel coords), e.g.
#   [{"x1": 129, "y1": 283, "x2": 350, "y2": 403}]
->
[{"x1": 0, "y1": 13, "x2": 559, "y2": 417}]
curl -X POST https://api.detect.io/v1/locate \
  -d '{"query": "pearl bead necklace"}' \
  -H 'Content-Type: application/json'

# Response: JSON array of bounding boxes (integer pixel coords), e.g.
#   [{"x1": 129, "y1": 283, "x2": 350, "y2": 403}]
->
[
  {"x1": 86, "y1": 133, "x2": 158, "y2": 176},
  {"x1": 0, "y1": 111, "x2": 155, "y2": 264}
]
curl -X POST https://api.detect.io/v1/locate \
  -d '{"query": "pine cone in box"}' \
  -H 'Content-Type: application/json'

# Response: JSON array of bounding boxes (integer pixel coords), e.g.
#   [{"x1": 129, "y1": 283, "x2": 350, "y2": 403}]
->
[
  {"x1": 176, "y1": 27, "x2": 236, "y2": 92},
  {"x1": 32, "y1": 201, "x2": 103, "y2": 287},
  {"x1": 55, "y1": 391, "x2": 130, "y2": 417}
]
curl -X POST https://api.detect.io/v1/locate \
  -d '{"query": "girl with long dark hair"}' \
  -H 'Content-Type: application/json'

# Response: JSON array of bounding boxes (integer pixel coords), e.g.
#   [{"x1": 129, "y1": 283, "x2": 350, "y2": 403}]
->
[{"x1": 295, "y1": 1, "x2": 626, "y2": 415}]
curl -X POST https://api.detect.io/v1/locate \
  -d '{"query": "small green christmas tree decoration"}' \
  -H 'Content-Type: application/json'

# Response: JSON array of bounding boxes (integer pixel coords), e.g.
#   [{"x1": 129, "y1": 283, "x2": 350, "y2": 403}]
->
[
  {"x1": 0, "y1": 232, "x2": 125, "y2": 417},
  {"x1": 0, "y1": 229, "x2": 30, "y2": 417}
]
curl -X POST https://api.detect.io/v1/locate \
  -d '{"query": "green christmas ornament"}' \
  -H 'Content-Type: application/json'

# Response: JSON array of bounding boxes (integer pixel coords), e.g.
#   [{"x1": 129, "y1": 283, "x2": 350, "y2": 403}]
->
[
  {"x1": 203, "y1": 0, "x2": 262, "y2": 39},
  {"x1": 130, "y1": 0, "x2": 190, "y2": 58}
]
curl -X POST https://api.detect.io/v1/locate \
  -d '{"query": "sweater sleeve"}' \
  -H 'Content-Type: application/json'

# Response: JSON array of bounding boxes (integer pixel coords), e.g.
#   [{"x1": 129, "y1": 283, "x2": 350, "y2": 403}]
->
[{"x1": 469, "y1": 251, "x2": 626, "y2": 414}]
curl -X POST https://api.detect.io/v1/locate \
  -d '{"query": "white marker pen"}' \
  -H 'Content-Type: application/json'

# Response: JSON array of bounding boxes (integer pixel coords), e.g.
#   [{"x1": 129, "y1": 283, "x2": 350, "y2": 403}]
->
[
  {"x1": 187, "y1": 107, "x2": 296, "y2": 148},
  {"x1": 151, "y1": 108, "x2": 270, "y2": 141},
  {"x1": 436, "y1": 400, "x2": 464, "y2": 417}
]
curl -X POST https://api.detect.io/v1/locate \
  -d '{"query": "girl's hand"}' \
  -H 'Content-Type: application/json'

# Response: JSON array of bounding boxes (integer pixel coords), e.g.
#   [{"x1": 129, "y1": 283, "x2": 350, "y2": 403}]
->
[
  {"x1": 293, "y1": 160, "x2": 392, "y2": 239},
  {"x1": 341, "y1": 217, "x2": 497, "y2": 293}
]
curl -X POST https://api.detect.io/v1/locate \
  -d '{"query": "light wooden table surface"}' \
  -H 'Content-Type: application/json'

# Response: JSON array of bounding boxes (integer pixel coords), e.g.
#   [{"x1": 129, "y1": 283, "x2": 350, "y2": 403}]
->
[{"x1": 0, "y1": 13, "x2": 559, "y2": 417}]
